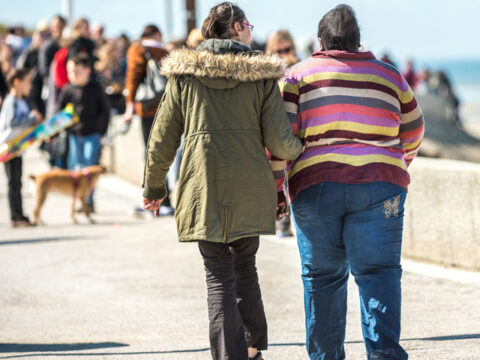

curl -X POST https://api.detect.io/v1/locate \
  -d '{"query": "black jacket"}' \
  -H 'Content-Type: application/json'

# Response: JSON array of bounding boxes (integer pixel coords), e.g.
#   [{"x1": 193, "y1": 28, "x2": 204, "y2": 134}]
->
[
  {"x1": 57, "y1": 80, "x2": 110, "y2": 136},
  {"x1": 0, "y1": 70, "x2": 8, "y2": 99},
  {"x1": 38, "y1": 38, "x2": 60, "y2": 79}
]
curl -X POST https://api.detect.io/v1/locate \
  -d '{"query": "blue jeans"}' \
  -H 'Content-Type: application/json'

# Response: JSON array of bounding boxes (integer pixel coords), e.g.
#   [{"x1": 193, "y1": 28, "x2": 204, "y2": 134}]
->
[
  {"x1": 292, "y1": 182, "x2": 408, "y2": 360},
  {"x1": 68, "y1": 133, "x2": 101, "y2": 206}
]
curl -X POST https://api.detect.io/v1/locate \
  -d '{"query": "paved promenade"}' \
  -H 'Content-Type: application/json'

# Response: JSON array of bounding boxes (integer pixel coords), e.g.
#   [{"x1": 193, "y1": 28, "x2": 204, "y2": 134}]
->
[{"x1": 1, "y1": 149, "x2": 480, "y2": 359}]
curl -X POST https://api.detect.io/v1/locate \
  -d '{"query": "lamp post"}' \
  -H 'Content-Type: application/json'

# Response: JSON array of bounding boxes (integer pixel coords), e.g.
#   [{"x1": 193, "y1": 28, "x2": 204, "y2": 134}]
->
[
  {"x1": 164, "y1": 0, "x2": 173, "y2": 41},
  {"x1": 186, "y1": 0, "x2": 196, "y2": 35},
  {"x1": 61, "y1": 0, "x2": 72, "y2": 26}
]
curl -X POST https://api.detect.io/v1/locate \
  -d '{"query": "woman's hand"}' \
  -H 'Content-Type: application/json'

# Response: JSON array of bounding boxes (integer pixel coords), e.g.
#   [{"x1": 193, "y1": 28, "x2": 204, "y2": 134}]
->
[
  {"x1": 143, "y1": 198, "x2": 163, "y2": 217},
  {"x1": 276, "y1": 201, "x2": 289, "y2": 221}
]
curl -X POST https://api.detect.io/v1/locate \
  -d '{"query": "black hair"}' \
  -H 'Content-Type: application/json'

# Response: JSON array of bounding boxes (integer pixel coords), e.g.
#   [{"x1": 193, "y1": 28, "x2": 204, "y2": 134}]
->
[
  {"x1": 69, "y1": 53, "x2": 91, "y2": 68},
  {"x1": 53, "y1": 14, "x2": 67, "y2": 26},
  {"x1": 141, "y1": 24, "x2": 161, "y2": 39},
  {"x1": 6, "y1": 68, "x2": 30, "y2": 87},
  {"x1": 201, "y1": 2, "x2": 245, "y2": 39},
  {"x1": 317, "y1": 4, "x2": 361, "y2": 52}
]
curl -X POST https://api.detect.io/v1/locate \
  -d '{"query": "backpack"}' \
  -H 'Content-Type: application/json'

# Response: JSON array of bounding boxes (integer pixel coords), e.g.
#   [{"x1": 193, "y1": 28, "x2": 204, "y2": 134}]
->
[{"x1": 135, "y1": 45, "x2": 167, "y2": 111}]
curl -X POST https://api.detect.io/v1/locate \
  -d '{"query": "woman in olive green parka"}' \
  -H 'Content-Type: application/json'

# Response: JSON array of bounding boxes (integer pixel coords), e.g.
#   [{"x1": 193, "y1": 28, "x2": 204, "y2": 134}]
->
[
  {"x1": 143, "y1": 3, "x2": 302, "y2": 360},
  {"x1": 143, "y1": 35, "x2": 302, "y2": 243}
]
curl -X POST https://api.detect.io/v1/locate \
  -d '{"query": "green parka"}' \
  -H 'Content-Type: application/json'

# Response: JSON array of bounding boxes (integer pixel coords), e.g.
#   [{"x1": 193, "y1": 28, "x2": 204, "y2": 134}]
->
[{"x1": 143, "y1": 39, "x2": 302, "y2": 243}]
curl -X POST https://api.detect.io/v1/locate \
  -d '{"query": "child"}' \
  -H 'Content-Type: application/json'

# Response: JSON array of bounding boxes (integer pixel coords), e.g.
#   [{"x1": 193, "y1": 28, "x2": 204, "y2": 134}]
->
[
  {"x1": 56, "y1": 53, "x2": 109, "y2": 212},
  {"x1": 0, "y1": 68, "x2": 43, "y2": 227}
]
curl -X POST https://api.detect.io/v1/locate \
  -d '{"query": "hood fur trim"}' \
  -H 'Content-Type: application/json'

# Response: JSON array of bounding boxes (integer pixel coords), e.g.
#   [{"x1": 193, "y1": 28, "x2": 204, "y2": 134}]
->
[{"x1": 161, "y1": 48, "x2": 286, "y2": 81}]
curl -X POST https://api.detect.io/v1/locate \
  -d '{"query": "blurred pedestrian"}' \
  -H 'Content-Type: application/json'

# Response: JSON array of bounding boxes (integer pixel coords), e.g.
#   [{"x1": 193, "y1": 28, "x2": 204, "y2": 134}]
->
[
  {"x1": 42, "y1": 15, "x2": 68, "y2": 119},
  {"x1": 143, "y1": 3, "x2": 302, "y2": 360},
  {"x1": 40, "y1": 16, "x2": 71, "y2": 169},
  {"x1": 186, "y1": 28, "x2": 204, "y2": 49},
  {"x1": 277, "y1": 5, "x2": 424, "y2": 359},
  {"x1": 402, "y1": 59, "x2": 417, "y2": 90},
  {"x1": 266, "y1": 29, "x2": 299, "y2": 67},
  {"x1": 38, "y1": 15, "x2": 66, "y2": 87},
  {"x1": 95, "y1": 42, "x2": 125, "y2": 114},
  {"x1": 414, "y1": 68, "x2": 431, "y2": 95},
  {"x1": 5, "y1": 26, "x2": 29, "y2": 63},
  {"x1": 17, "y1": 30, "x2": 47, "y2": 70},
  {"x1": 0, "y1": 70, "x2": 7, "y2": 107},
  {"x1": 380, "y1": 52, "x2": 397, "y2": 68},
  {"x1": 429, "y1": 70, "x2": 460, "y2": 122},
  {"x1": 122, "y1": 24, "x2": 168, "y2": 143},
  {"x1": 17, "y1": 29, "x2": 50, "y2": 117},
  {"x1": 122, "y1": 24, "x2": 172, "y2": 215},
  {"x1": 0, "y1": 69, "x2": 43, "y2": 227},
  {"x1": 56, "y1": 54, "x2": 110, "y2": 212},
  {"x1": 165, "y1": 39, "x2": 186, "y2": 52},
  {"x1": 68, "y1": 18, "x2": 95, "y2": 63},
  {"x1": 91, "y1": 23, "x2": 107, "y2": 52},
  {"x1": 0, "y1": 43, "x2": 15, "y2": 77},
  {"x1": 115, "y1": 33, "x2": 130, "y2": 75}
]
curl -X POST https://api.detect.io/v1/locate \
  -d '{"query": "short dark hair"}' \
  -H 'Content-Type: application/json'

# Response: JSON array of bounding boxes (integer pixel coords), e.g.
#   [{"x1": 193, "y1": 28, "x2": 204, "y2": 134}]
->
[
  {"x1": 317, "y1": 4, "x2": 361, "y2": 52},
  {"x1": 6, "y1": 68, "x2": 30, "y2": 87},
  {"x1": 201, "y1": 2, "x2": 246, "y2": 39},
  {"x1": 69, "y1": 53, "x2": 91, "y2": 68},
  {"x1": 141, "y1": 24, "x2": 161, "y2": 39},
  {"x1": 53, "y1": 14, "x2": 67, "y2": 26}
]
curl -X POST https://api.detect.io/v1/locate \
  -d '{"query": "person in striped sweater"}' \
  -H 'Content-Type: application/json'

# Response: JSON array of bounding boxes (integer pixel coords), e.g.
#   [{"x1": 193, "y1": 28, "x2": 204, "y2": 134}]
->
[{"x1": 273, "y1": 5, "x2": 424, "y2": 360}]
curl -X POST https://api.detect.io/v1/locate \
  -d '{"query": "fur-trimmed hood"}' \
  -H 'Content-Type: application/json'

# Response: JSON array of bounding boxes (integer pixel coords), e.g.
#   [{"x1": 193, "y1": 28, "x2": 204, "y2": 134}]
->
[{"x1": 161, "y1": 39, "x2": 286, "y2": 83}]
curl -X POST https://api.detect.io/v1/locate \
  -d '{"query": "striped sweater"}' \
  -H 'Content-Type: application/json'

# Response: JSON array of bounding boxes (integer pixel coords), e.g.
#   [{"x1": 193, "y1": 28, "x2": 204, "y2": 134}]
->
[{"x1": 273, "y1": 50, "x2": 424, "y2": 202}]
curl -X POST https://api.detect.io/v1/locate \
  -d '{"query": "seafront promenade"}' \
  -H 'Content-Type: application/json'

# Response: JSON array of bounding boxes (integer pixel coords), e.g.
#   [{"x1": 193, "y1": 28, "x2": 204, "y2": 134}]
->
[{"x1": 1, "y1": 150, "x2": 480, "y2": 360}]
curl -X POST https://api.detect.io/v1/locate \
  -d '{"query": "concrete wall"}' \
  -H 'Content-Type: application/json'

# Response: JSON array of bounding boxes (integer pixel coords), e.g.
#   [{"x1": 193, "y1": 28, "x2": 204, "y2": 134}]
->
[
  {"x1": 103, "y1": 115, "x2": 145, "y2": 186},
  {"x1": 104, "y1": 116, "x2": 480, "y2": 270},
  {"x1": 404, "y1": 157, "x2": 480, "y2": 271}
]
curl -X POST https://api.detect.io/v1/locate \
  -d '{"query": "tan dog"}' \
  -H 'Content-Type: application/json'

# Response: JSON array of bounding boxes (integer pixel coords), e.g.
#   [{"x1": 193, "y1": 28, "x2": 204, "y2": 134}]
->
[{"x1": 29, "y1": 165, "x2": 104, "y2": 224}]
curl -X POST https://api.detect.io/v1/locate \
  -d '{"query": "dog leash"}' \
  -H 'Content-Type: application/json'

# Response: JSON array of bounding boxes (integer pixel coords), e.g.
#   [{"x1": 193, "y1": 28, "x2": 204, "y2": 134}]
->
[{"x1": 71, "y1": 168, "x2": 94, "y2": 198}]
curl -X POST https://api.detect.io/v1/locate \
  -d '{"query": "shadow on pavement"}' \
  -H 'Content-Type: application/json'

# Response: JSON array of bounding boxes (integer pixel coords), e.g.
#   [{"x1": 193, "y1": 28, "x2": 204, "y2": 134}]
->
[
  {"x1": 0, "y1": 347, "x2": 210, "y2": 359},
  {"x1": 0, "y1": 236, "x2": 92, "y2": 246},
  {"x1": 0, "y1": 342, "x2": 128, "y2": 353},
  {"x1": 269, "y1": 342, "x2": 305, "y2": 347},
  {"x1": 270, "y1": 333, "x2": 480, "y2": 347},
  {"x1": 419, "y1": 333, "x2": 480, "y2": 341}
]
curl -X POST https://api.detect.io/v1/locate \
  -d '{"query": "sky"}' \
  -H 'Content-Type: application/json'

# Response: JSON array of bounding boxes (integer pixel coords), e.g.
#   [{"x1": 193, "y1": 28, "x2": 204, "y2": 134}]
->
[{"x1": 1, "y1": 0, "x2": 479, "y2": 64}]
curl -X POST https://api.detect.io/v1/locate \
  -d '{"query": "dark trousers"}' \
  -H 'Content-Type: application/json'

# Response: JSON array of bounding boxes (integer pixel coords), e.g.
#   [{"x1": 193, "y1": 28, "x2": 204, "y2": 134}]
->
[
  {"x1": 141, "y1": 116, "x2": 155, "y2": 147},
  {"x1": 198, "y1": 236, "x2": 268, "y2": 360},
  {"x1": 142, "y1": 116, "x2": 171, "y2": 207},
  {"x1": 4, "y1": 156, "x2": 23, "y2": 220}
]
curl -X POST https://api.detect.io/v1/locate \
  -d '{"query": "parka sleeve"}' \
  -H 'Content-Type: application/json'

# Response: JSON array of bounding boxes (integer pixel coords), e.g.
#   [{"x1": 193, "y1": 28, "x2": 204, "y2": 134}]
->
[
  {"x1": 142, "y1": 77, "x2": 184, "y2": 200},
  {"x1": 267, "y1": 73, "x2": 302, "y2": 203},
  {"x1": 260, "y1": 79, "x2": 302, "y2": 161}
]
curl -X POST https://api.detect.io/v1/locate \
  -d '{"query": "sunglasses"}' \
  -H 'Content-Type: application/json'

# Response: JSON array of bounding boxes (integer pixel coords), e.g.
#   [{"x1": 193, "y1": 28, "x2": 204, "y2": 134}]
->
[
  {"x1": 241, "y1": 22, "x2": 254, "y2": 33},
  {"x1": 275, "y1": 46, "x2": 293, "y2": 55}
]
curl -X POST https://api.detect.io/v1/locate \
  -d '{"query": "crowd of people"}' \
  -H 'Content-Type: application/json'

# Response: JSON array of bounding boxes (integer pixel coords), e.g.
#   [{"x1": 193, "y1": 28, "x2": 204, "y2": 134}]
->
[
  {"x1": 2, "y1": 3, "x2": 428, "y2": 360},
  {"x1": 0, "y1": 11, "x2": 443, "y2": 227}
]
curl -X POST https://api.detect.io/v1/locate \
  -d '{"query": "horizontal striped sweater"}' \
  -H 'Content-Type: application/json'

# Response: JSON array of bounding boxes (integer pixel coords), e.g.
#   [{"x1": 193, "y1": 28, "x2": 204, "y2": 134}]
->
[{"x1": 273, "y1": 50, "x2": 424, "y2": 202}]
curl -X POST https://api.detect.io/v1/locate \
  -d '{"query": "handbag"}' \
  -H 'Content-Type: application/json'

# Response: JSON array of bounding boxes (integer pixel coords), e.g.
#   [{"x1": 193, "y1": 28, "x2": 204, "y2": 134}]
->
[{"x1": 134, "y1": 45, "x2": 167, "y2": 111}]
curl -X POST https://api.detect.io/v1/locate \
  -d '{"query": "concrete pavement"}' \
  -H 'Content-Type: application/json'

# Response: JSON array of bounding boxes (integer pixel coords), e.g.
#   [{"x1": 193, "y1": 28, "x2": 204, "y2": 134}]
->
[{"x1": 1, "y1": 149, "x2": 480, "y2": 359}]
